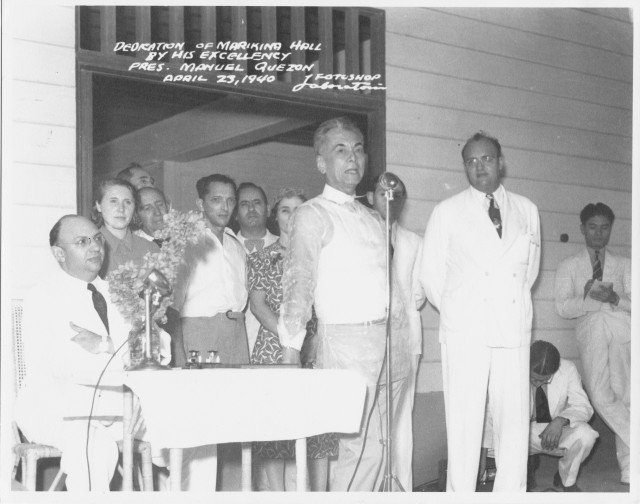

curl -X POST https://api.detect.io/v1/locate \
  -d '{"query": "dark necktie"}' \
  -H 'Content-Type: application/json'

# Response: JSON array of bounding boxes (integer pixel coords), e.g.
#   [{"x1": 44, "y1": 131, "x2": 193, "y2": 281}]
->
[
  {"x1": 535, "y1": 386, "x2": 552, "y2": 423},
  {"x1": 390, "y1": 243, "x2": 395, "y2": 259},
  {"x1": 244, "y1": 238, "x2": 264, "y2": 253},
  {"x1": 153, "y1": 238, "x2": 164, "y2": 248},
  {"x1": 87, "y1": 283, "x2": 110, "y2": 335},
  {"x1": 487, "y1": 194, "x2": 502, "y2": 238},
  {"x1": 592, "y1": 250, "x2": 603, "y2": 281}
]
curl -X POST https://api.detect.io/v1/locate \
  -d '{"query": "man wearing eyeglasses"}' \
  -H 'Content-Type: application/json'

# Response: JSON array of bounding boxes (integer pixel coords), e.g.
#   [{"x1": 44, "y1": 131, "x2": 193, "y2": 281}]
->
[
  {"x1": 15, "y1": 215, "x2": 216, "y2": 491},
  {"x1": 480, "y1": 340, "x2": 597, "y2": 492},
  {"x1": 420, "y1": 131, "x2": 541, "y2": 492}
]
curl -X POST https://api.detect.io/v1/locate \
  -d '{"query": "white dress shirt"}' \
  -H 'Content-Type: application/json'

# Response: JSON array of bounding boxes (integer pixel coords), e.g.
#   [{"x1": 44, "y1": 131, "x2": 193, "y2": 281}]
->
[
  {"x1": 175, "y1": 227, "x2": 248, "y2": 317},
  {"x1": 278, "y1": 184, "x2": 387, "y2": 350}
]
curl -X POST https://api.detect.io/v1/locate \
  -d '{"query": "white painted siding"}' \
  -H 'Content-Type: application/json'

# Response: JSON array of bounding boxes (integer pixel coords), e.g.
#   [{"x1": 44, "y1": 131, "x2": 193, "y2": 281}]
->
[
  {"x1": 4, "y1": 4, "x2": 77, "y2": 297},
  {"x1": 384, "y1": 8, "x2": 632, "y2": 397}
]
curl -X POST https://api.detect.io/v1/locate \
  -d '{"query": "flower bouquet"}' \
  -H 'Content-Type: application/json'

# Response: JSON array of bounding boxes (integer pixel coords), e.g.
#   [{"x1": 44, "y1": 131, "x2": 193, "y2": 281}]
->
[{"x1": 107, "y1": 209, "x2": 206, "y2": 365}]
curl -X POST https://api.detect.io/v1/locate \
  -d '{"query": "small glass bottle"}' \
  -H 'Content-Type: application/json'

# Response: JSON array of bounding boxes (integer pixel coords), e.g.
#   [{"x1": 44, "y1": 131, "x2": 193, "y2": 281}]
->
[{"x1": 208, "y1": 350, "x2": 221, "y2": 364}]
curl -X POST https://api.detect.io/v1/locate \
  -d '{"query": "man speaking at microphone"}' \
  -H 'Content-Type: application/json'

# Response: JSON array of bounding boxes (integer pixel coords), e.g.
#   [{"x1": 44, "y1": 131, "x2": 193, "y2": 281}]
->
[{"x1": 278, "y1": 117, "x2": 387, "y2": 491}]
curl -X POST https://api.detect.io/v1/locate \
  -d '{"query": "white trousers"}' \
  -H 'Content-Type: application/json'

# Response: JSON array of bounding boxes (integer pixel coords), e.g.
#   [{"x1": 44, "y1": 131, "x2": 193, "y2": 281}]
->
[
  {"x1": 389, "y1": 354, "x2": 419, "y2": 491},
  {"x1": 529, "y1": 421, "x2": 598, "y2": 487},
  {"x1": 576, "y1": 313, "x2": 630, "y2": 481},
  {"x1": 442, "y1": 342, "x2": 529, "y2": 492},
  {"x1": 318, "y1": 323, "x2": 386, "y2": 492}
]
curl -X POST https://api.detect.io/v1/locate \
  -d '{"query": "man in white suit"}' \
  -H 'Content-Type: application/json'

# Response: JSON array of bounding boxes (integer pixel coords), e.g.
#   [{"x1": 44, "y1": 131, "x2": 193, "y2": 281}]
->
[
  {"x1": 554, "y1": 202, "x2": 631, "y2": 485},
  {"x1": 15, "y1": 215, "x2": 217, "y2": 491},
  {"x1": 367, "y1": 173, "x2": 426, "y2": 491},
  {"x1": 420, "y1": 131, "x2": 541, "y2": 492},
  {"x1": 481, "y1": 340, "x2": 598, "y2": 492}
]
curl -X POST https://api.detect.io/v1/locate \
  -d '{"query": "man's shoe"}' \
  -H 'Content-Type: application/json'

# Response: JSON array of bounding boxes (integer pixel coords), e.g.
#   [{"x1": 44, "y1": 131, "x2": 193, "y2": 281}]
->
[{"x1": 553, "y1": 472, "x2": 581, "y2": 492}]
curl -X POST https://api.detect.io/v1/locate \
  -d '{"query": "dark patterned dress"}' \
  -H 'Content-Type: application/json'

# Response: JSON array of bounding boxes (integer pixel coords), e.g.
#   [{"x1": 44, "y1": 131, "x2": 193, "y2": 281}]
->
[{"x1": 248, "y1": 241, "x2": 338, "y2": 460}]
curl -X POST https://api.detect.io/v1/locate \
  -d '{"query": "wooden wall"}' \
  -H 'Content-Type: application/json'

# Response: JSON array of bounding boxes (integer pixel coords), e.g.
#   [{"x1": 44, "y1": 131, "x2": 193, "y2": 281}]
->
[
  {"x1": 386, "y1": 7, "x2": 632, "y2": 389},
  {"x1": 1, "y1": 4, "x2": 633, "y2": 490},
  {"x1": 4, "y1": 5, "x2": 77, "y2": 296},
  {"x1": 385, "y1": 8, "x2": 633, "y2": 485}
]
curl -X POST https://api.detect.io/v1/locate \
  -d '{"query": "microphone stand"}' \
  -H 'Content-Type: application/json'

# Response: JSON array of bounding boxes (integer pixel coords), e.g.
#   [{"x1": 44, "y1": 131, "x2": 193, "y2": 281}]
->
[
  {"x1": 129, "y1": 270, "x2": 171, "y2": 371},
  {"x1": 378, "y1": 183, "x2": 405, "y2": 492}
]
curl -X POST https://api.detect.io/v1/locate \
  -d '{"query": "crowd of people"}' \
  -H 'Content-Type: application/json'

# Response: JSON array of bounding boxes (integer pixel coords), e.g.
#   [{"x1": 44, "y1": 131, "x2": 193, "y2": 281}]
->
[{"x1": 14, "y1": 118, "x2": 631, "y2": 492}]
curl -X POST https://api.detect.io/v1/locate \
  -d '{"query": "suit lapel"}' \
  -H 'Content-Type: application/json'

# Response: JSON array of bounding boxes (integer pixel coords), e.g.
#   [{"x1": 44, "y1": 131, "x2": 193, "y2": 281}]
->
[
  {"x1": 463, "y1": 189, "x2": 501, "y2": 250},
  {"x1": 603, "y1": 249, "x2": 616, "y2": 280},
  {"x1": 500, "y1": 192, "x2": 527, "y2": 252},
  {"x1": 579, "y1": 248, "x2": 593, "y2": 279}
]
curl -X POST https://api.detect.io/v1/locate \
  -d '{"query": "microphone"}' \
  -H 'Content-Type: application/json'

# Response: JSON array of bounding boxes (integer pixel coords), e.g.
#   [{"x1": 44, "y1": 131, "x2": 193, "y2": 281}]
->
[
  {"x1": 143, "y1": 269, "x2": 172, "y2": 295},
  {"x1": 379, "y1": 172, "x2": 401, "y2": 191}
]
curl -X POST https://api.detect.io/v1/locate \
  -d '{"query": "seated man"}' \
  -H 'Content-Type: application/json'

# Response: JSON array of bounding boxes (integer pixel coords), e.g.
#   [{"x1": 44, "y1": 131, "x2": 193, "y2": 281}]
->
[
  {"x1": 15, "y1": 215, "x2": 216, "y2": 490},
  {"x1": 480, "y1": 340, "x2": 598, "y2": 492}
]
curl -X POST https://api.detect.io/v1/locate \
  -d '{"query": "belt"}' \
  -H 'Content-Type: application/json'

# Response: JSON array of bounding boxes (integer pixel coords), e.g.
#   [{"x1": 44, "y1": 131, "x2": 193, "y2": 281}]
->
[
  {"x1": 321, "y1": 317, "x2": 387, "y2": 327},
  {"x1": 211, "y1": 310, "x2": 245, "y2": 321}
]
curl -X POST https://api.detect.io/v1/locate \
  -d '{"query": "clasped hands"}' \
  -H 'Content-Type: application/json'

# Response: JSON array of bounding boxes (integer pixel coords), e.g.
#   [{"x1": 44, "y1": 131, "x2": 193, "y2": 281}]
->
[
  {"x1": 538, "y1": 417, "x2": 568, "y2": 451},
  {"x1": 583, "y1": 279, "x2": 619, "y2": 305}
]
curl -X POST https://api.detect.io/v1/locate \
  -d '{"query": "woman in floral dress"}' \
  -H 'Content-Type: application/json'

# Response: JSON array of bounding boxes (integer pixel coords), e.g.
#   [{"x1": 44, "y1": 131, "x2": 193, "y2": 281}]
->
[{"x1": 248, "y1": 187, "x2": 338, "y2": 491}]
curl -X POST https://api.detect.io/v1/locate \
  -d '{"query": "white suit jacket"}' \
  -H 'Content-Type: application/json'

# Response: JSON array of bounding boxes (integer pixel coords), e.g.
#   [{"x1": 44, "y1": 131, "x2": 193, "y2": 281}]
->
[
  {"x1": 483, "y1": 358, "x2": 594, "y2": 447},
  {"x1": 555, "y1": 248, "x2": 631, "y2": 319},
  {"x1": 394, "y1": 223, "x2": 426, "y2": 356},
  {"x1": 16, "y1": 264, "x2": 171, "y2": 432},
  {"x1": 420, "y1": 186, "x2": 541, "y2": 348}
]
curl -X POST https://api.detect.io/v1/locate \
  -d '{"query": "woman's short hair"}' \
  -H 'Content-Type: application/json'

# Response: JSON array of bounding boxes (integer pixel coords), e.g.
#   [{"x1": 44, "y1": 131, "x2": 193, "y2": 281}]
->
[
  {"x1": 91, "y1": 178, "x2": 136, "y2": 227},
  {"x1": 269, "y1": 187, "x2": 307, "y2": 234}
]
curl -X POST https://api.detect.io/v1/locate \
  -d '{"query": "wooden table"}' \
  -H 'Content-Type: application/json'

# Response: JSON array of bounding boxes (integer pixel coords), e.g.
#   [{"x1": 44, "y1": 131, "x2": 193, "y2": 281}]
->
[{"x1": 122, "y1": 367, "x2": 366, "y2": 491}]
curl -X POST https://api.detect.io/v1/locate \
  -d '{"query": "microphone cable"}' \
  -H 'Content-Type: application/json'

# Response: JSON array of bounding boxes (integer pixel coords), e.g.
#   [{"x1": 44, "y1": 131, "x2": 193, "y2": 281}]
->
[{"x1": 85, "y1": 333, "x2": 136, "y2": 491}]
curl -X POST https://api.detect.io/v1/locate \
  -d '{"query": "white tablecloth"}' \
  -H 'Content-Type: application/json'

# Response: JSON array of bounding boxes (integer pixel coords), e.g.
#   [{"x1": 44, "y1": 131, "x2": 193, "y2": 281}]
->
[{"x1": 125, "y1": 368, "x2": 367, "y2": 449}]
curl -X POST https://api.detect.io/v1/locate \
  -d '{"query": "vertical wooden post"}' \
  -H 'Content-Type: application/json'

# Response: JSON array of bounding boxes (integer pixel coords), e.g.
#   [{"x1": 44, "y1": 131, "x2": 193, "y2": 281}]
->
[
  {"x1": 135, "y1": 7, "x2": 151, "y2": 60},
  {"x1": 169, "y1": 7, "x2": 185, "y2": 43},
  {"x1": 345, "y1": 9, "x2": 360, "y2": 75},
  {"x1": 261, "y1": 7, "x2": 278, "y2": 79},
  {"x1": 201, "y1": 7, "x2": 217, "y2": 44},
  {"x1": 100, "y1": 6, "x2": 116, "y2": 53},
  {"x1": 76, "y1": 69, "x2": 93, "y2": 217},
  {"x1": 290, "y1": 8, "x2": 306, "y2": 83},
  {"x1": 318, "y1": 8, "x2": 333, "y2": 74}
]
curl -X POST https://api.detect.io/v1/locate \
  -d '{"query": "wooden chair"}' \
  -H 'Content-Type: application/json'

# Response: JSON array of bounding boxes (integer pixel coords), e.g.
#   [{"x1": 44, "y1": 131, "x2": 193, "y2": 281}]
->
[{"x1": 11, "y1": 299, "x2": 154, "y2": 491}]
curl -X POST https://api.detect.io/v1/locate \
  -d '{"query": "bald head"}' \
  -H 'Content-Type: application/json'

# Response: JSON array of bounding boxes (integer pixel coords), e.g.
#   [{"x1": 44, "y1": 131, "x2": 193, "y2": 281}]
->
[{"x1": 50, "y1": 215, "x2": 105, "y2": 281}]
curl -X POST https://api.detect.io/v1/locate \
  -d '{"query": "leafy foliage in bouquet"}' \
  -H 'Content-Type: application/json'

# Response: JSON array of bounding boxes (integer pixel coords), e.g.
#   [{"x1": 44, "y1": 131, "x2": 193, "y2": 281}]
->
[{"x1": 107, "y1": 209, "x2": 206, "y2": 326}]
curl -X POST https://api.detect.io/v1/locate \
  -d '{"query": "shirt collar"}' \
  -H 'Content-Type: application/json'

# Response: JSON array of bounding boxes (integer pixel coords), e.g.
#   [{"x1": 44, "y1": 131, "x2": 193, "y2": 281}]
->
[
  {"x1": 469, "y1": 184, "x2": 505, "y2": 208},
  {"x1": 205, "y1": 226, "x2": 237, "y2": 242},
  {"x1": 237, "y1": 230, "x2": 267, "y2": 242},
  {"x1": 101, "y1": 225, "x2": 133, "y2": 252},
  {"x1": 586, "y1": 246, "x2": 606, "y2": 263},
  {"x1": 322, "y1": 184, "x2": 356, "y2": 204}
]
